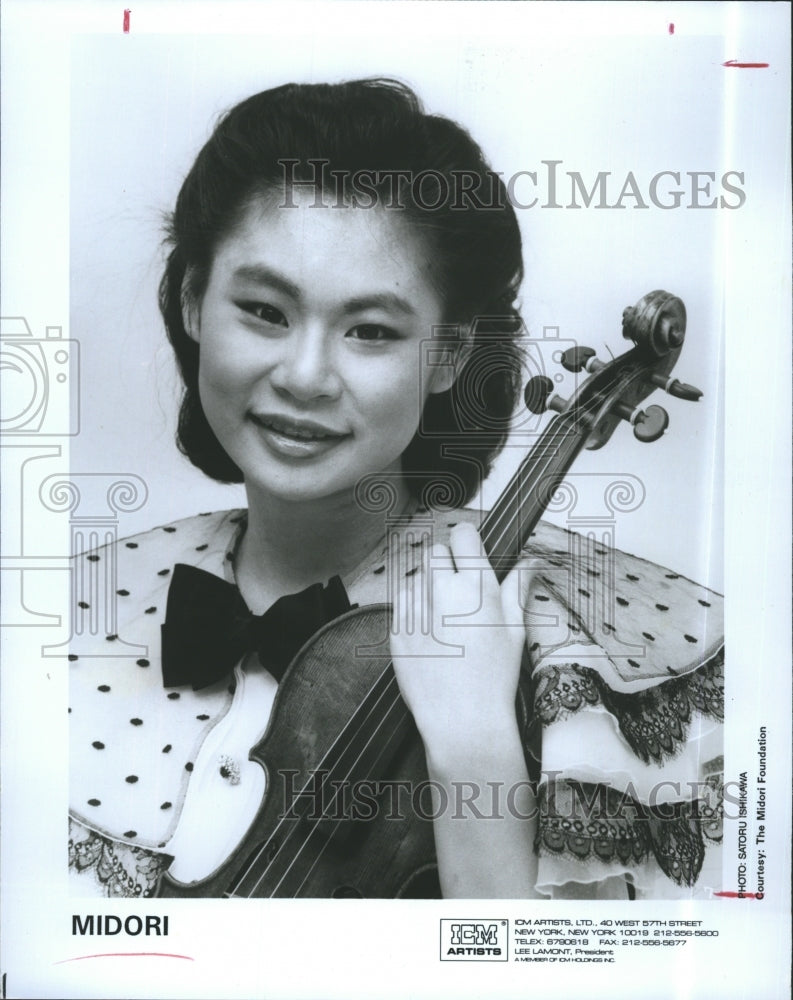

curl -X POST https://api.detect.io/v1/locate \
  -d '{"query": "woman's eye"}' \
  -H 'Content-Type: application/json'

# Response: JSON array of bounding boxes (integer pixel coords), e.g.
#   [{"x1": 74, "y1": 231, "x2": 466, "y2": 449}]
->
[
  {"x1": 241, "y1": 302, "x2": 288, "y2": 327},
  {"x1": 347, "y1": 324, "x2": 397, "y2": 342}
]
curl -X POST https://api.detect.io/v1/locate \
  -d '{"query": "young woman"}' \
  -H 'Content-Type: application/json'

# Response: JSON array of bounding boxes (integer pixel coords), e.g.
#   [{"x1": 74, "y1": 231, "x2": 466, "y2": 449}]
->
[{"x1": 68, "y1": 79, "x2": 724, "y2": 900}]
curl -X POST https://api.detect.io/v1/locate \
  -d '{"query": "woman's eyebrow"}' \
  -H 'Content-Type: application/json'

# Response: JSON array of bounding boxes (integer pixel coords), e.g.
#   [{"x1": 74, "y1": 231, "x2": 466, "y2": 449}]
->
[
  {"x1": 342, "y1": 293, "x2": 416, "y2": 317},
  {"x1": 230, "y1": 264, "x2": 301, "y2": 299},
  {"x1": 229, "y1": 264, "x2": 416, "y2": 316}
]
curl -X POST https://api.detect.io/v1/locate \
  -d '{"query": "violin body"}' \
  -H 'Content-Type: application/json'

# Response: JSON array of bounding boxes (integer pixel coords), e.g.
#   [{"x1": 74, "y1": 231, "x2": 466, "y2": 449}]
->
[{"x1": 157, "y1": 606, "x2": 441, "y2": 898}]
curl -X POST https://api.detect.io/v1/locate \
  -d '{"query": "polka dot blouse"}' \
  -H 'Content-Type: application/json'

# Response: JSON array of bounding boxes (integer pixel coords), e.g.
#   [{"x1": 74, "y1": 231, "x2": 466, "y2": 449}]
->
[{"x1": 69, "y1": 508, "x2": 724, "y2": 899}]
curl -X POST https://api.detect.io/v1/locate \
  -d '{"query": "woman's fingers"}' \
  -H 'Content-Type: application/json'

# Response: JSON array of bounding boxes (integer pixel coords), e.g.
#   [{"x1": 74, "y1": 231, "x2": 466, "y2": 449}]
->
[
  {"x1": 447, "y1": 521, "x2": 485, "y2": 565},
  {"x1": 393, "y1": 541, "x2": 452, "y2": 640},
  {"x1": 394, "y1": 523, "x2": 540, "y2": 652},
  {"x1": 430, "y1": 541, "x2": 455, "y2": 573}
]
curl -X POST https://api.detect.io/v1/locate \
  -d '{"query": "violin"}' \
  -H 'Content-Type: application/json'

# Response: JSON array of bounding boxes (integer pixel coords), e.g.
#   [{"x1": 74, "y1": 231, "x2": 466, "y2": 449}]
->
[{"x1": 156, "y1": 290, "x2": 702, "y2": 898}]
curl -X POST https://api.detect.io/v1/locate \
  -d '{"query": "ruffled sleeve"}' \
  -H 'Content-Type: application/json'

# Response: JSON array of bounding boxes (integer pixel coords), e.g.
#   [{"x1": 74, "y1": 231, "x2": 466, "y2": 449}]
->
[{"x1": 520, "y1": 522, "x2": 724, "y2": 899}]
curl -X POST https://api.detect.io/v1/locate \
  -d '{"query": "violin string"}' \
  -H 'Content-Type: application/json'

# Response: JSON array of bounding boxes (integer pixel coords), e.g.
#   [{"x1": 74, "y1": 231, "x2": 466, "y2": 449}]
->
[
  {"x1": 228, "y1": 662, "x2": 402, "y2": 895},
  {"x1": 231, "y1": 645, "x2": 421, "y2": 896},
  {"x1": 482, "y1": 399, "x2": 591, "y2": 561},
  {"x1": 276, "y1": 678, "x2": 412, "y2": 898},
  {"x1": 235, "y1": 670, "x2": 409, "y2": 897},
  {"x1": 483, "y1": 413, "x2": 584, "y2": 572},
  {"x1": 482, "y1": 367, "x2": 629, "y2": 567},
  {"x1": 231, "y1": 365, "x2": 632, "y2": 896},
  {"x1": 263, "y1": 678, "x2": 407, "y2": 897}
]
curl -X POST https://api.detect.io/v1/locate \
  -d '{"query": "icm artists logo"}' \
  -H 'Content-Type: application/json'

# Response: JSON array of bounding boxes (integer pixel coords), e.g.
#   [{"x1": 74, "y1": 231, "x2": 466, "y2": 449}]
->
[{"x1": 440, "y1": 919, "x2": 508, "y2": 961}]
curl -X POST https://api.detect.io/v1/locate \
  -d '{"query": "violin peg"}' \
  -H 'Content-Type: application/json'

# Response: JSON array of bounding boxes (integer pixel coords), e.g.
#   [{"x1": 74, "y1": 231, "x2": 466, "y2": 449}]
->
[
  {"x1": 648, "y1": 373, "x2": 703, "y2": 401},
  {"x1": 632, "y1": 404, "x2": 669, "y2": 443},
  {"x1": 524, "y1": 376, "x2": 553, "y2": 413},
  {"x1": 560, "y1": 346, "x2": 598, "y2": 373},
  {"x1": 524, "y1": 376, "x2": 555, "y2": 414},
  {"x1": 612, "y1": 401, "x2": 669, "y2": 442},
  {"x1": 524, "y1": 376, "x2": 567, "y2": 414},
  {"x1": 666, "y1": 379, "x2": 702, "y2": 401}
]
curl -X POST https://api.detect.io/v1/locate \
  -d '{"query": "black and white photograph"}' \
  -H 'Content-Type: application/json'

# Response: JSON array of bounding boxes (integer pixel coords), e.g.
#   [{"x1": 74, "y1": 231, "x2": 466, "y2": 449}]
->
[{"x1": 1, "y1": 2, "x2": 790, "y2": 998}]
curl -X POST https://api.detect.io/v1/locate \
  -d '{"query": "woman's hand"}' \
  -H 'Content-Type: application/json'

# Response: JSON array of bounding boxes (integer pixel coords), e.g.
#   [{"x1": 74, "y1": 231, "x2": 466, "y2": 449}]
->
[
  {"x1": 390, "y1": 521, "x2": 529, "y2": 768},
  {"x1": 390, "y1": 521, "x2": 542, "y2": 898}
]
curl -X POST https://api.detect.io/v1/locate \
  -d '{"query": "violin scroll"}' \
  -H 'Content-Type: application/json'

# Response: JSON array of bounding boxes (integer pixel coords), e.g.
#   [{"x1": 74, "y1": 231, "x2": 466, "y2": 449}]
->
[
  {"x1": 622, "y1": 289, "x2": 687, "y2": 357},
  {"x1": 523, "y1": 289, "x2": 702, "y2": 451}
]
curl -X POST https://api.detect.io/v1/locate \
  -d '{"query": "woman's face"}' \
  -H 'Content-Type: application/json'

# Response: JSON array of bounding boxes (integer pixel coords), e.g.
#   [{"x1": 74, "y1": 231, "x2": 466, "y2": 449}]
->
[{"x1": 187, "y1": 192, "x2": 453, "y2": 506}]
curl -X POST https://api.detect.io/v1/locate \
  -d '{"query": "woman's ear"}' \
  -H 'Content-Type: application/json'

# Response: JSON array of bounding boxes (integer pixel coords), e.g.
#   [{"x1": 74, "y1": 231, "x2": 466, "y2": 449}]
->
[
  {"x1": 427, "y1": 326, "x2": 474, "y2": 395},
  {"x1": 181, "y1": 270, "x2": 201, "y2": 343}
]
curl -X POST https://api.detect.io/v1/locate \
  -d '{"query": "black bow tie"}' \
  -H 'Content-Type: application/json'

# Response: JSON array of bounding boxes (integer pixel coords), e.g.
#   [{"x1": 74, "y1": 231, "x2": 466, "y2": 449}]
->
[{"x1": 160, "y1": 563, "x2": 353, "y2": 690}]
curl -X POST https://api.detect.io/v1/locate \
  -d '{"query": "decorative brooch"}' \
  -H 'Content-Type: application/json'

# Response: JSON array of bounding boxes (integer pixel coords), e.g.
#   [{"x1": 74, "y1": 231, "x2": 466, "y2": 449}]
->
[{"x1": 218, "y1": 754, "x2": 241, "y2": 785}]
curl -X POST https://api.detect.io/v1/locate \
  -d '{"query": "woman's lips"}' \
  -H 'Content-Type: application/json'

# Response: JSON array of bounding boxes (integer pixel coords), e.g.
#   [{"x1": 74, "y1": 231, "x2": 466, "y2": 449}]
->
[{"x1": 249, "y1": 412, "x2": 349, "y2": 457}]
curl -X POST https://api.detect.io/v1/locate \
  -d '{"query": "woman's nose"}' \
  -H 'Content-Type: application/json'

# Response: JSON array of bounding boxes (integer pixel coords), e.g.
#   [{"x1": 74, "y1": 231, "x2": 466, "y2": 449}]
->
[{"x1": 269, "y1": 326, "x2": 341, "y2": 402}]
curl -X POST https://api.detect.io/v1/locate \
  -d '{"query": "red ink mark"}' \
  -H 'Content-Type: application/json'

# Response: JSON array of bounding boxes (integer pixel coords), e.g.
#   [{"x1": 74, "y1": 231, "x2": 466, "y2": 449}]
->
[
  {"x1": 55, "y1": 952, "x2": 194, "y2": 965},
  {"x1": 668, "y1": 23, "x2": 674, "y2": 35},
  {"x1": 123, "y1": 9, "x2": 131, "y2": 33},
  {"x1": 713, "y1": 891, "x2": 760, "y2": 898},
  {"x1": 722, "y1": 59, "x2": 769, "y2": 69}
]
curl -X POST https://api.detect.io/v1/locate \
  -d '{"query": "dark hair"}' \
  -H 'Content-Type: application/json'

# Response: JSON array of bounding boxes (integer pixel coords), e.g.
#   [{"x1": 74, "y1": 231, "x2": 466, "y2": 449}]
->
[{"x1": 159, "y1": 78, "x2": 525, "y2": 506}]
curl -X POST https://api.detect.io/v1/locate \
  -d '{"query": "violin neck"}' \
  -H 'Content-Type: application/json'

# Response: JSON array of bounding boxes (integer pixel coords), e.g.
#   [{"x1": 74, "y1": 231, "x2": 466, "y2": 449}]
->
[{"x1": 481, "y1": 411, "x2": 586, "y2": 582}]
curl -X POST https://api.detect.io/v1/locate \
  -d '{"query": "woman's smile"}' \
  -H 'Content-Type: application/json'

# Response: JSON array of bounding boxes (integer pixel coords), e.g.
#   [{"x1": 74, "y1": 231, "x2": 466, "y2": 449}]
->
[
  {"x1": 188, "y1": 192, "x2": 454, "y2": 504},
  {"x1": 249, "y1": 411, "x2": 351, "y2": 459}
]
